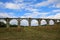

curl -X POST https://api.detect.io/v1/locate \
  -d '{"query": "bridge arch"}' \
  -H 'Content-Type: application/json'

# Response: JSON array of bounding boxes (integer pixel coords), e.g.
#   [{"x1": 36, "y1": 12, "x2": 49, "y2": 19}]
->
[
  {"x1": 9, "y1": 19, "x2": 18, "y2": 25},
  {"x1": 41, "y1": 19, "x2": 47, "y2": 25},
  {"x1": 49, "y1": 20, "x2": 54, "y2": 25},
  {"x1": 31, "y1": 19, "x2": 38, "y2": 26},
  {"x1": 57, "y1": 20, "x2": 60, "y2": 22},
  {"x1": 20, "y1": 19, "x2": 29, "y2": 26},
  {"x1": 0, "y1": 18, "x2": 60, "y2": 28},
  {"x1": 0, "y1": 19, "x2": 6, "y2": 24},
  {"x1": 0, "y1": 19, "x2": 6, "y2": 27}
]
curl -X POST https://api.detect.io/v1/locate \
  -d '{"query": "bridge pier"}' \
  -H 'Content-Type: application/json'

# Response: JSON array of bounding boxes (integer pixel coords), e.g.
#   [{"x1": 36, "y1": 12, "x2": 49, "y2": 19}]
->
[
  {"x1": 6, "y1": 18, "x2": 10, "y2": 28},
  {"x1": 29, "y1": 18, "x2": 31, "y2": 26},
  {"x1": 38, "y1": 19, "x2": 41, "y2": 26},
  {"x1": 59, "y1": 20, "x2": 60, "y2": 22},
  {"x1": 17, "y1": 18, "x2": 20, "y2": 28},
  {"x1": 53, "y1": 19, "x2": 57, "y2": 24},
  {"x1": 46, "y1": 19, "x2": 50, "y2": 25}
]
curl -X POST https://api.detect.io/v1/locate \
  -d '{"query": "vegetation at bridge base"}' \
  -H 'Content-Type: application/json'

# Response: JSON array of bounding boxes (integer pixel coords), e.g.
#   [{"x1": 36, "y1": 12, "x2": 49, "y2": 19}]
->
[
  {"x1": 0, "y1": 22, "x2": 6, "y2": 27},
  {"x1": 0, "y1": 22, "x2": 60, "y2": 40}
]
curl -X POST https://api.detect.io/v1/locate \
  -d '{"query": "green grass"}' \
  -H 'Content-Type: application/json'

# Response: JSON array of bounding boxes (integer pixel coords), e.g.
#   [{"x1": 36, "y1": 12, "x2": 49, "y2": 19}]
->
[{"x1": 0, "y1": 23, "x2": 60, "y2": 40}]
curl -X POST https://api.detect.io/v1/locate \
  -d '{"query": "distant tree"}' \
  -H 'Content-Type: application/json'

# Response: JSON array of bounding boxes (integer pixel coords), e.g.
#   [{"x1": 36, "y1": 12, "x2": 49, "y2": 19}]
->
[{"x1": 0, "y1": 22, "x2": 6, "y2": 27}]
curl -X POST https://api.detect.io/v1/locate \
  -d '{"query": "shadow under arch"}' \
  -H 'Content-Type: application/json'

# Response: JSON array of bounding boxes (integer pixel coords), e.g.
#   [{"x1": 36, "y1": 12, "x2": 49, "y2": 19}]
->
[
  {"x1": 0, "y1": 19, "x2": 6, "y2": 27},
  {"x1": 41, "y1": 19, "x2": 47, "y2": 25},
  {"x1": 31, "y1": 19, "x2": 38, "y2": 26},
  {"x1": 49, "y1": 20, "x2": 54, "y2": 25},
  {"x1": 20, "y1": 19, "x2": 29, "y2": 26},
  {"x1": 9, "y1": 19, "x2": 18, "y2": 27}
]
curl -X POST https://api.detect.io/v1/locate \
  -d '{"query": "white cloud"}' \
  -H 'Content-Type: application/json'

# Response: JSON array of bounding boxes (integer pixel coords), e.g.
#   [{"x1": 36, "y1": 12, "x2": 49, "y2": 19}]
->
[
  {"x1": 21, "y1": 11, "x2": 49, "y2": 18},
  {"x1": 0, "y1": 13, "x2": 10, "y2": 18},
  {"x1": 46, "y1": 9, "x2": 60, "y2": 19},
  {"x1": 47, "y1": 13, "x2": 60, "y2": 19},
  {"x1": 0, "y1": 0, "x2": 60, "y2": 19},
  {"x1": 54, "y1": 3, "x2": 60, "y2": 8},
  {"x1": 25, "y1": 7, "x2": 38, "y2": 12},
  {"x1": 0, "y1": 2, "x2": 3, "y2": 5},
  {"x1": 56, "y1": 3, "x2": 60, "y2": 8},
  {"x1": 13, "y1": 0, "x2": 24, "y2": 3},
  {"x1": 0, "y1": 0, "x2": 60, "y2": 9},
  {"x1": 0, "y1": 0, "x2": 36, "y2": 10},
  {"x1": 52, "y1": 9, "x2": 60, "y2": 12},
  {"x1": 20, "y1": 16, "x2": 26, "y2": 18},
  {"x1": 5, "y1": 3, "x2": 19, "y2": 9},
  {"x1": 53, "y1": 13, "x2": 60, "y2": 19},
  {"x1": 21, "y1": 6, "x2": 49, "y2": 18},
  {"x1": 0, "y1": 2, "x2": 4, "y2": 8},
  {"x1": 5, "y1": 2, "x2": 24, "y2": 9},
  {"x1": 35, "y1": 0, "x2": 60, "y2": 8},
  {"x1": 0, "y1": 12, "x2": 16, "y2": 18},
  {"x1": 0, "y1": 1, "x2": 25, "y2": 9}
]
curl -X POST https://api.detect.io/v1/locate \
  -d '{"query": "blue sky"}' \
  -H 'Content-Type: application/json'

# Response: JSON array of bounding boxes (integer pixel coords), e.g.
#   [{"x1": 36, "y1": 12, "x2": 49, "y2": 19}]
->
[{"x1": 0, "y1": 0, "x2": 60, "y2": 19}]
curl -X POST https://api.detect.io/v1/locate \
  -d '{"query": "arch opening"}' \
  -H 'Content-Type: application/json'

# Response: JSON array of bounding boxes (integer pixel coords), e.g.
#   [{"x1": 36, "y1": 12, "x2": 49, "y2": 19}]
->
[
  {"x1": 57, "y1": 20, "x2": 60, "y2": 22},
  {"x1": 20, "y1": 19, "x2": 29, "y2": 26},
  {"x1": 41, "y1": 20, "x2": 47, "y2": 25},
  {"x1": 49, "y1": 20, "x2": 54, "y2": 25},
  {"x1": 0, "y1": 19, "x2": 6, "y2": 27},
  {"x1": 31, "y1": 19, "x2": 38, "y2": 26},
  {"x1": 9, "y1": 19, "x2": 18, "y2": 27}
]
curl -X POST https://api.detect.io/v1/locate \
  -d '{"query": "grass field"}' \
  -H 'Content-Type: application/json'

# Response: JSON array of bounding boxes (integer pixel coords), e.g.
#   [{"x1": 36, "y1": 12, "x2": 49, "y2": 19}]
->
[{"x1": 0, "y1": 23, "x2": 60, "y2": 40}]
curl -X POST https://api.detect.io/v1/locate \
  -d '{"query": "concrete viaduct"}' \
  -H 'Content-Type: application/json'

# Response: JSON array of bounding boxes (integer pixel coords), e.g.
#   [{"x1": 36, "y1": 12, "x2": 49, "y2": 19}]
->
[{"x1": 0, "y1": 18, "x2": 60, "y2": 28}]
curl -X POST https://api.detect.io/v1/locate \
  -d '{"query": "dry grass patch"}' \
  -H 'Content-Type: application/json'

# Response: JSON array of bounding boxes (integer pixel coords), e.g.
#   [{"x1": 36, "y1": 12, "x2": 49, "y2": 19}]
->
[{"x1": 0, "y1": 23, "x2": 60, "y2": 40}]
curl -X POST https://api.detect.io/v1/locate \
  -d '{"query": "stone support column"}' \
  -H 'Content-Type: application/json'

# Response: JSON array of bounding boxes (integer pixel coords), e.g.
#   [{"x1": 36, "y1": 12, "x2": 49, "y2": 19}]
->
[
  {"x1": 29, "y1": 18, "x2": 31, "y2": 26},
  {"x1": 59, "y1": 19, "x2": 60, "y2": 22},
  {"x1": 46, "y1": 19, "x2": 50, "y2": 25},
  {"x1": 6, "y1": 18, "x2": 10, "y2": 28},
  {"x1": 53, "y1": 19, "x2": 57, "y2": 24},
  {"x1": 17, "y1": 18, "x2": 20, "y2": 28},
  {"x1": 38, "y1": 19, "x2": 41, "y2": 26}
]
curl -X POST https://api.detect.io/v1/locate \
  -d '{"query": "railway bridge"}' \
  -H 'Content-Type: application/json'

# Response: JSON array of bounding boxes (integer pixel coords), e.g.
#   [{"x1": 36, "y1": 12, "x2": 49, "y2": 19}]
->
[{"x1": 0, "y1": 18, "x2": 60, "y2": 28}]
